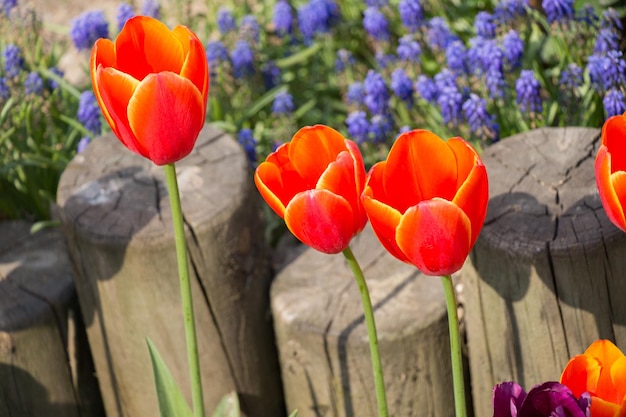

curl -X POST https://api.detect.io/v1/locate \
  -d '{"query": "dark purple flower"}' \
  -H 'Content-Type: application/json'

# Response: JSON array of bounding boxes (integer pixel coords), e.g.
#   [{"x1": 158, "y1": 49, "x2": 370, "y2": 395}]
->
[
  {"x1": 363, "y1": 7, "x2": 389, "y2": 41},
  {"x1": 502, "y1": 30, "x2": 524, "y2": 69},
  {"x1": 217, "y1": 7, "x2": 237, "y2": 34},
  {"x1": 230, "y1": 40, "x2": 255, "y2": 79},
  {"x1": 140, "y1": 0, "x2": 160, "y2": 19},
  {"x1": 240, "y1": 15, "x2": 260, "y2": 44},
  {"x1": 560, "y1": 63, "x2": 582, "y2": 90},
  {"x1": 415, "y1": 75, "x2": 438, "y2": 103},
  {"x1": 3, "y1": 44, "x2": 23, "y2": 77},
  {"x1": 369, "y1": 113, "x2": 393, "y2": 143},
  {"x1": 1, "y1": 0, "x2": 16, "y2": 15},
  {"x1": 0, "y1": 77, "x2": 9, "y2": 100},
  {"x1": 602, "y1": 8, "x2": 623, "y2": 31},
  {"x1": 116, "y1": 3, "x2": 135, "y2": 32},
  {"x1": 604, "y1": 50, "x2": 626, "y2": 90},
  {"x1": 427, "y1": 17, "x2": 457, "y2": 50},
  {"x1": 346, "y1": 81, "x2": 365, "y2": 105},
  {"x1": 77, "y1": 137, "x2": 92, "y2": 153},
  {"x1": 47, "y1": 67, "x2": 64, "y2": 90},
  {"x1": 445, "y1": 40, "x2": 467, "y2": 74},
  {"x1": 363, "y1": 70, "x2": 389, "y2": 115},
  {"x1": 437, "y1": 85, "x2": 463, "y2": 125},
  {"x1": 237, "y1": 128, "x2": 257, "y2": 163},
  {"x1": 335, "y1": 49, "x2": 355, "y2": 72},
  {"x1": 24, "y1": 71, "x2": 43, "y2": 95},
  {"x1": 516, "y1": 69, "x2": 542, "y2": 114},
  {"x1": 70, "y1": 10, "x2": 109, "y2": 51},
  {"x1": 206, "y1": 41, "x2": 229, "y2": 66},
  {"x1": 397, "y1": 35, "x2": 421, "y2": 62},
  {"x1": 346, "y1": 110, "x2": 370, "y2": 143},
  {"x1": 262, "y1": 61, "x2": 281, "y2": 90},
  {"x1": 434, "y1": 68, "x2": 457, "y2": 91},
  {"x1": 493, "y1": 381, "x2": 590, "y2": 417},
  {"x1": 462, "y1": 93, "x2": 490, "y2": 133},
  {"x1": 475, "y1": 11, "x2": 497, "y2": 38},
  {"x1": 486, "y1": 65, "x2": 505, "y2": 99},
  {"x1": 272, "y1": 90, "x2": 294, "y2": 115},
  {"x1": 391, "y1": 68, "x2": 414, "y2": 107},
  {"x1": 542, "y1": 0, "x2": 574, "y2": 24},
  {"x1": 297, "y1": 0, "x2": 340, "y2": 43},
  {"x1": 494, "y1": 0, "x2": 528, "y2": 24},
  {"x1": 604, "y1": 88, "x2": 626, "y2": 117},
  {"x1": 398, "y1": 0, "x2": 423, "y2": 32},
  {"x1": 77, "y1": 91, "x2": 102, "y2": 135},
  {"x1": 595, "y1": 28, "x2": 620, "y2": 55},
  {"x1": 374, "y1": 51, "x2": 396, "y2": 69},
  {"x1": 366, "y1": 0, "x2": 388, "y2": 6},
  {"x1": 273, "y1": 0, "x2": 293, "y2": 36}
]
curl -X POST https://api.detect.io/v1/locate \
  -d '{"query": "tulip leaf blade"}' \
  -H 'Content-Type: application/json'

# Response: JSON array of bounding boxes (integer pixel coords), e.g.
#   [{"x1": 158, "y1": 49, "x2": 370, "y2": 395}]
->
[
  {"x1": 210, "y1": 391, "x2": 241, "y2": 417},
  {"x1": 147, "y1": 338, "x2": 193, "y2": 417}
]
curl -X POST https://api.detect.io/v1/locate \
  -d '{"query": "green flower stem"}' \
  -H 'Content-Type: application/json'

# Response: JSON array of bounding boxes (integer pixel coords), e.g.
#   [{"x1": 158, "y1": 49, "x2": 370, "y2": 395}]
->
[
  {"x1": 164, "y1": 163, "x2": 205, "y2": 417},
  {"x1": 342, "y1": 246, "x2": 389, "y2": 417},
  {"x1": 440, "y1": 274, "x2": 467, "y2": 417}
]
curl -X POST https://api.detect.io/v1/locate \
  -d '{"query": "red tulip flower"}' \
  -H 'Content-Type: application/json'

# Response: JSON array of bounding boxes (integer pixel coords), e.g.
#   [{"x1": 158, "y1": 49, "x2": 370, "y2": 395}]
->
[
  {"x1": 362, "y1": 129, "x2": 488, "y2": 276},
  {"x1": 90, "y1": 16, "x2": 209, "y2": 166},
  {"x1": 254, "y1": 125, "x2": 367, "y2": 254},
  {"x1": 561, "y1": 339, "x2": 626, "y2": 417},
  {"x1": 596, "y1": 113, "x2": 626, "y2": 232}
]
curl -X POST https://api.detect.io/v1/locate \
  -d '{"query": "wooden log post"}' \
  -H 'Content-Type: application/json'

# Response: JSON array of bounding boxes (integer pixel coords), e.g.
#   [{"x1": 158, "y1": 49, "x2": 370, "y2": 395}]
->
[
  {"x1": 0, "y1": 221, "x2": 104, "y2": 417},
  {"x1": 463, "y1": 127, "x2": 626, "y2": 417},
  {"x1": 271, "y1": 225, "x2": 458, "y2": 417},
  {"x1": 56, "y1": 125, "x2": 284, "y2": 417}
]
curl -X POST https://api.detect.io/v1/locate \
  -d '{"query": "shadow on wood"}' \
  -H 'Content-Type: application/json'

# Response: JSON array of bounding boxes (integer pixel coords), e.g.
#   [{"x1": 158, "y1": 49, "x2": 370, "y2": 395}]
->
[
  {"x1": 463, "y1": 127, "x2": 626, "y2": 417},
  {"x1": 271, "y1": 225, "x2": 460, "y2": 417},
  {"x1": 56, "y1": 124, "x2": 284, "y2": 417},
  {"x1": 0, "y1": 221, "x2": 104, "y2": 417}
]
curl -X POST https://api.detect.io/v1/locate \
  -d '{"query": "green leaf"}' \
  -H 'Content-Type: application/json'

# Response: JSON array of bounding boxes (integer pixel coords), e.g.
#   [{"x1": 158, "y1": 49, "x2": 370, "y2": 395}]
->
[
  {"x1": 287, "y1": 410, "x2": 299, "y2": 417},
  {"x1": 147, "y1": 338, "x2": 194, "y2": 417},
  {"x1": 210, "y1": 391, "x2": 240, "y2": 417}
]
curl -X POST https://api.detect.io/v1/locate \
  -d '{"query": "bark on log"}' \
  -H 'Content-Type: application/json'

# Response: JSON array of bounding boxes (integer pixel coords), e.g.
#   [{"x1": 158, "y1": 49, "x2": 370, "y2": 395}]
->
[
  {"x1": 0, "y1": 220, "x2": 103, "y2": 417},
  {"x1": 271, "y1": 225, "x2": 457, "y2": 417},
  {"x1": 56, "y1": 125, "x2": 284, "y2": 417},
  {"x1": 463, "y1": 127, "x2": 626, "y2": 417}
]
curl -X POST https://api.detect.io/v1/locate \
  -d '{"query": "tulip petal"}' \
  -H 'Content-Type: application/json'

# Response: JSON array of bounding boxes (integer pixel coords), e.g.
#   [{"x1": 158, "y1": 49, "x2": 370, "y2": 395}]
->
[
  {"x1": 317, "y1": 151, "x2": 366, "y2": 233},
  {"x1": 591, "y1": 397, "x2": 622, "y2": 417},
  {"x1": 254, "y1": 162, "x2": 288, "y2": 218},
  {"x1": 561, "y1": 354, "x2": 601, "y2": 398},
  {"x1": 289, "y1": 125, "x2": 352, "y2": 188},
  {"x1": 396, "y1": 198, "x2": 472, "y2": 276},
  {"x1": 256, "y1": 143, "x2": 308, "y2": 209},
  {"x1": 452, "y1": 163, "x2": 489, "y2": 247},
  {"x1": 91, "y1": 39, "x2": 117, "y2": 127},
  {"x1": 602, "y1": 114, "x2": 626, "y2": 173},
  {"x1": 95, "y1": 67, "x2": 145, "y2": 156},
  {"x1": 447, "y1": 137, "x2": 481, "y2": 192},
  {"x1": 596, "y1": 146, "x2": 626, "y2": 231},
  {"x1": 611, "y1": 356, "x2": 626, "y2": 400},
  {"x1": 127, "y1": 72, "x2": 204, "y2": 165},
  {"x1": 362, "y1": 189, "x2": 408, "y2": 263},
  {"x1": 383, "y1": 130, "x2": 458, "y2": 213},
  {"x1": 173, "y1": 26, "x2": 209, "y2": 97},
  {"x1": 285, "y1": 190, "x2": 356, "y2": 254},
  {"x1": 115, "y1": 16, "x2": 185, "y2": 80}
]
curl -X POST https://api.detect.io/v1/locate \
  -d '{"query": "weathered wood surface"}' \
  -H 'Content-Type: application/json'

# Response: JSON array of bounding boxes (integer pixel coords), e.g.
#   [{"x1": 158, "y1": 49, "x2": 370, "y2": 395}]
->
[
  {"x1": 272, "y1": 225, "x2": 457, "y2": 417},
  {"x1": 0, "y1": 220, "x2": 103, "y2": 417},
  {"x1": 56, "y1": 125, "x2": 284, "y2": 417},
  {"x1": 463, "y1": 127, "x2": 626, "y2": 417}
]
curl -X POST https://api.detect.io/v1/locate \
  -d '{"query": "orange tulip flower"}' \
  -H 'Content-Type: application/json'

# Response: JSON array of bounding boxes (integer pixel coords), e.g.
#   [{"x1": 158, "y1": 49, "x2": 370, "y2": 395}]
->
[
  {"x1": 596, "y1": 112, "x2": 626, "y2": 232},
  {"x1": 254, "y1": 125, "x2": 367, "y2": 254},
  {"x1": 561, "y1": 339, "x2": 626, "y2": 417},
  {"x1": 362, "y1": 129, "x2": 488, "y2": 276},
  {"x1": 90, "y1": 16, "x2": 209, "y2": 166}
]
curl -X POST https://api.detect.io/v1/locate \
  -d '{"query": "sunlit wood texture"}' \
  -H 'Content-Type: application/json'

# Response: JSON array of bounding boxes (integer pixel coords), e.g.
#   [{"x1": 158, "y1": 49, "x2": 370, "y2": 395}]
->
[
  {"x1": 56, "y1": 125, "x2": 284, "y2": 417},
  {"x1": 272, "y1": 225, "x2": 460, "y2": 417},
  {"x1": 464, "y1": 127, "x2": 626, "y2": 417},
  {"x1": 0, "y1": 220, "x2": 104, "y2": 417}
]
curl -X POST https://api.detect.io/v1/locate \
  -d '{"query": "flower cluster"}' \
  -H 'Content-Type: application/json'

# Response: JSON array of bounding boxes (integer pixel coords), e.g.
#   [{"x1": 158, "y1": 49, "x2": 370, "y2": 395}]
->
[
  {"x1": 0, "y1": 4, "x2": 92, "y2": 221},
  {"x1": 494, "y1": 339, "x2": 626, "y2": 417}
]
